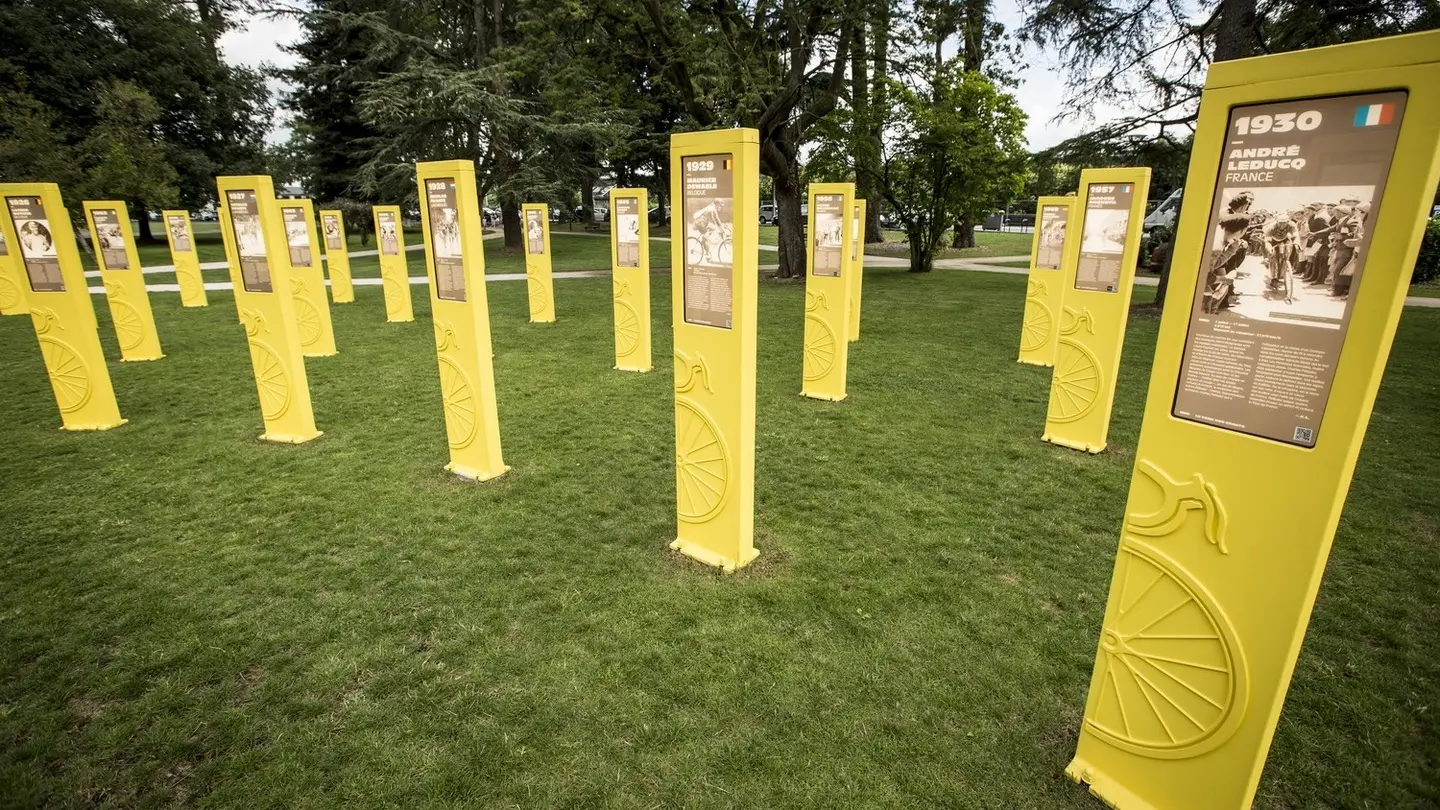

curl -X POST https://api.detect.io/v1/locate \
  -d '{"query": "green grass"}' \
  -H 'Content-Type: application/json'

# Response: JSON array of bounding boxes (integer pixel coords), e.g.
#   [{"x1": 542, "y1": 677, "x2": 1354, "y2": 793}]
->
[
  {"x1": 1408, "y1": 281, "x2": 1440, "y2": 298},
  {"x1": 990, "y1": 260, "x2": 1034, "y2": 269},
  {"x1": 1, "y1": 269, "x2": 1436, "y2": 808},
  {"x1": 862, "y1": 230, "x2": 1035, "y2": 260}
]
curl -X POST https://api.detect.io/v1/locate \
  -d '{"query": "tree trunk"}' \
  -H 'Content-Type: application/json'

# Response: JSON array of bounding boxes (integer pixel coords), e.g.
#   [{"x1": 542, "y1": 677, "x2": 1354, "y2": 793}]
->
[
  {"x1": 135, "y1": 206, "x2": 156, "y2": 243},
  {"x1": 851, "y1": 19, "x2": 883, "y2": 244},
  {"x1": 866, "y1": 0, "x2": 889, "y2": 243},
  {"x1": 501, "y1": 202, "x2": 522, "y2": 253},
  {"x1": 908, "y1": 230, "x2": 932, "y2": 273},
  {"x1": 950, "y1": 217, "x2": 976, "y2": 249},
  {"x1": 581, "y1": 176, "x2": 595, "y2": 221},
  {"x1": 773, "y1": 166, "x2": 805, "y2": 278}
]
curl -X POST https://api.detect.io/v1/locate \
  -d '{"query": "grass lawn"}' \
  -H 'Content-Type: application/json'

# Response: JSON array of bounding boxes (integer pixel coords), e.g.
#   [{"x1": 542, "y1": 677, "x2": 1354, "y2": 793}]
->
[
  {"x1": 862, "y1": 230, "x2": 1035, "y2": 261},
  {"x1": 1, "y1": 268, "x2": 1436, "y2": 808}
]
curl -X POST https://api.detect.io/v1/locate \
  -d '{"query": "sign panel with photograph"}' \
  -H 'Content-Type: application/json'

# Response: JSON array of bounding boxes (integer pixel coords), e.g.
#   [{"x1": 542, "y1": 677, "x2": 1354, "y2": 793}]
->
[
  {"x1": 6, "y1": 197, "x2": 64, "y2": 292},
  {"x1": 1173, "y1": 91, "x2": 1405, "y2": 447},
  {"x1": 1036, "y1": 205, "x2": 1068, "y2": 270},
  {"x1": 166, "y1": 215, "x2": 191, "y2": 252},
  {"x1": 426, "y1": 177, "x2": 466, "y2": 302},
  {"x1": 811, "y1": 194, "x2": 844, "y2": 277},
  {"x1": 1075, "y1": 185, "x2": 1134, "y2": 292},
  {"x1": 378, "y1": 211, "x2": 400, "y2": 256},
  {"x1": 322, "y1": 214, "x2": 342, "y2": 251},
  {"x1": 615, "y1": 196, "x2": 641, "y2": 268},
  {"x1": 91, "y1": 208, "x2": 129, "y2": 270},
  {"x1": 228, "y1": 189, "x2": 273, "y2": 293},
  {"x1": 282, "y1": 206, "x2": 312, "y2": 268},
  {"x1": 682, "y1": 153, "x2": 735, "y2": 328},
  {"x1": 526, "y1": 209, "x2": 545, "y2": 256}
]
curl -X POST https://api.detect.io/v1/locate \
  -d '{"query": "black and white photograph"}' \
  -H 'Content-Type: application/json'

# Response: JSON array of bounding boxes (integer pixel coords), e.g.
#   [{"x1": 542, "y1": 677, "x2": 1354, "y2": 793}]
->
[
  {"x1": 1201, "y1": 185, "x2": 1373, "y2": 328},
  {"x1": 526, "y1": 209, "x2": 545, "y2": 255},
  {"x1": 431, "y1": 207, "x2": 461, "y2": 259},
  {"x1": 16, "y1": 216, "x2": 56, "y2": 261},
  {"x1": 378, "y1": 214, "x2": 399, "y2": 256},
  {"x1": 323, "y1": 215, "x2": 342, "y2": 250},
  {"x1": 684, "y1": 197, "x2": 733, "y2": 269},
  {"x1": 1080, "y1": 209, "x2": 1129, "y2": 255},
  {"x1": 168, "y1": 216, "x2": 191, "y2": 252}
]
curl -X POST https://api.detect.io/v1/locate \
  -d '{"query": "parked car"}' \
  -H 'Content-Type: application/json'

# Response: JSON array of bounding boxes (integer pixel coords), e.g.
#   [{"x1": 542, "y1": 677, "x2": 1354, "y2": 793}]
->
[{"x1": 759, "y1": 204, "x2": 778, "y2": 225}]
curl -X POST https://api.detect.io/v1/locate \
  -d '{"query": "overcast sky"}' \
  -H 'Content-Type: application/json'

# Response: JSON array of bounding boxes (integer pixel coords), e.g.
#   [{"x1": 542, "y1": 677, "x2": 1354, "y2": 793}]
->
[{"x1": 218, "y1": 2, "x2": 1112, "y2": 153}]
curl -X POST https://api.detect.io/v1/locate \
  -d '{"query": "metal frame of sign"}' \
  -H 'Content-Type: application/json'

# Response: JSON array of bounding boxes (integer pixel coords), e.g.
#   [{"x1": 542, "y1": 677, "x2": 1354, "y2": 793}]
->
[
  {"x1": 609, "y1": 188, "x2": 652, "y2": 372},
  {"x1": 801, "y1": 182, "x2": 855, "y2": 401},
  {"x1": 318, "y1": 208, "x2": 355, "y2": 304},
  {"x1": 372, "y1": 205, "x2": 414, "y2": 323},
  {"x1": 217, "y1": 175, "x2": 321, "y2": 444},
  {"x1": 416, "y1": 160, "x2": 508, "y2": 481},
  {"x1": 1017, "y1": 196, "x2": 1078, "y2": 367},
  {"x1": 1065, "y1": 30, "x2": 1440, "y2": 810},
  {"x1": 0, "y1": 183, "x2": 126, "y2": 429},
  {"x1": 278, "y1": 199, "x2": 337, "y2": 357},
  {"x1": 847, "y1": 197, "x2": 867, "y2": 342},
  {"x1": 668, "y1": 129, "x2": 761, "y2": 572},
  {"x1": 1041, "y1": 167, "x2": 1151, "y2": 453},
  {"x1": 83, "y1": 200, "x2": 164, "y2": 362},
  {"x1": 522, "y1": 203, "x2": 555, "y2": 323},
  {"x1": 161, "y1": 209, "x2": 208, "y2": 307}
]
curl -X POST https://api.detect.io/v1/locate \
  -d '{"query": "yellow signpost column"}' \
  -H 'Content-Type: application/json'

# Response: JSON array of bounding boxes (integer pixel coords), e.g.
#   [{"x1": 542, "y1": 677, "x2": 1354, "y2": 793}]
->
[
  {"x1": 0, "y1": 183, "x2": 125, "y2": 429},
  {"x1": 162, "y1": 210, "x2": 208, "y2": 307},
  {"x1": 610, "y1": 188, "x2": 651, "y2": 372},
  {"x1": 279, "y1": 199, "x2": 337, "y2": 357},
  {"x1": 1041, "y1": 168, "x2": 1150, "y2": 453},
  {"x1": 846, "y1": 198, "x2": 866, "y2": 342},
  {"x1": 1065, "y1": 32, "x2": 1440, "y2": 810},
  {"x1": 523, "y1": 203, "x2": 555, "y2": 322},
  {"x1": 84, "y1": 201, "x2": 164, "y2": 362},
  {"x1": 318, "y1": 209, "x2": 355, "y2": 303},
  {"x1": 801, "y1": 182, "x2": 854, "y2": 401},
  {"x1": 1017, "y1": 196, "x2": 1078, "y2": 366},
  {"x1": 417, "y1": 161, "x2": 508, "y2": 481},
  {"x1": 669, "y1": 129, "x2": 760, "y2": 572},
  {"x1": 217, "y1": 176, "x2": 321, "y2": 444},
  {"x1": 0, "y1": 210, "x2": 30, "y2": 316},
  {"x1": 373, "y1": 205, "x2": 414, "y2": 323}
]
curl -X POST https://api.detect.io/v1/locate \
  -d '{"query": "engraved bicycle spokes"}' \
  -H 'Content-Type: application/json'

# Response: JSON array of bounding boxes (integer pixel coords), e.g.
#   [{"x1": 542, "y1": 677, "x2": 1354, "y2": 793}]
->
[
  {"x1": 248, "y1": 341, "x2": 291, "y2": 420},
  {"x1": 1048, "y1": 340, "x2": 1102, "y2": 422},
  {"x1": 673, "y1": 349, "x2": 712, "y2": 394},
  {"x1": 1128, "y1": 461, "x2": 1229, "y2": 554},
  {"x1": 437, "y1": 355, "x2": 478, "y2": 449},
  {"x1": 803, "y1": 315, "x2": 837, "y2": 381},
  {"x1": 1087, "y1": 541, "x2": 1247, "y2": 759},
  {"x1": 292, "y1": 297, "x2": 322, "y2": 347},
  {"x1": 110, "y1": 301, "x2": 145, "y2": 351},
  {"x1": 1020, "y1": 302, "x2": 1054, "y2": 353},
  {"x1": 527, "y1": 275, "x2": 548, "y2": 316},
  {"x1": 675, "y1": 399, "x2": 729, "y2": 521},
  {"x1": 39, "y1": 337, "x2": 91, "y2": 413},
  {"x1": 1061, "y1": 306, "x2": 1095, "y2": 336},
  {"x1": 614, "y1": 300, "x2": 641, "y2": 357},
  {"x1": 0, "y1": 275, "x2": 20, "y2": 310}
]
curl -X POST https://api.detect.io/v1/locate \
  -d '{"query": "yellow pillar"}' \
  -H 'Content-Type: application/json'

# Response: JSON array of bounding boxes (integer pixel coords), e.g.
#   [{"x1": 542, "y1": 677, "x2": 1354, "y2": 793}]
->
[
  {"x1": 417, "y1": 162, "x2": 509, "y2": 481},
  {"x1": 83, "y1": 201, "x2": 164, "y2": 362},
  {"x1": 1041, "y1": 168, "x2": 1151, "y2": 453},
  {"x1": 318, "y1": 209, "x2": 355, "y2": 303},
  {"x1": 162, "y1": 209, "x2": 208, "y2": 307},
  {"x1": 1017, "y1": 196, "x2": 1078, "y2": 366},
  {"x1": 610, "y1": 188, "x2": 652, "y2": 372},
  {"x1": 0, "y1": 184, "x2": 125, "y2": 429},
  {"x1": 0, "y1": 211, "x2": 31, "y2": 316},
  {"x1": 372, "y1": 205, "x2": 414, "y2": 322},
  {"x1": 523, "y1": 203, "x2": 556, "y2": 323},
  {"x1": 217, "y1": 176, "x2": 321, "y2": 444},
  {"x1": 669, "y1": 130, "x2": 760, "y2": 572},
  {"x1": 1065, "y1": 31, "x2": 1440, "y2": 810},
  {"x1": 847, "y1": 198, "x2": 866, "y2": 342},
  {"x1": 801, "y1": 182, "x2": 855, "y2": 401},
  {"x1": 278, "y1": 199, "x2": 337, "y2": 357}
]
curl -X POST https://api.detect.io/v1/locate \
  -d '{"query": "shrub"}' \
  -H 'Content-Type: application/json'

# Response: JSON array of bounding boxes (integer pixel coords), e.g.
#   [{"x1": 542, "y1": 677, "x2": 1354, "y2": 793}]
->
[{"x1": 1414, "y1": 216, "x2": 1440, "y2": 285}]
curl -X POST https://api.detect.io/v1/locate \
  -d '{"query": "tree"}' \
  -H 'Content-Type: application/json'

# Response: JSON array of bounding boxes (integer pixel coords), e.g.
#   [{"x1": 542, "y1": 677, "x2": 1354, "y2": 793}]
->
[
  {"x1": 866, "y1": 68, "x2": 1027, "y2": 273},
  {"x1": 74, "y1": 82, "x2": 181, "y2": 213}
]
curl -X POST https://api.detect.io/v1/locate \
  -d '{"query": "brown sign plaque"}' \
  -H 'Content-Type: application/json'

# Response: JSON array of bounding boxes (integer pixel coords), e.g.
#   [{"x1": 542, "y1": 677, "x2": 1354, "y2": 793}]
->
[
  {"x1": 228, "y1": 189, "x2": 273, "y2": 293},
  {"x1": 1036, "y1": 205, "x2": 1068, "y2": 270},
  {"x1": 681, "y1": 153, "x2": 735, "y2": 328},
  {"x1": 91, "y1": 208, "x2": 129, "y2": 270},
  {"x1": 6, "y1": 197, "x2": 64, "y2": 292},
  {"x1": 1075, "y1": 185, "x2": 1134, "y2": 292},
  {"x1": 426, "y1": 177, "x2": 466, "y2": 302},
  {"x1": 615, "y1": 196, "x2": 640, "y2": 268},
  {"x1": 812, "y1": 194, "x2": 843, "y2": 277}
]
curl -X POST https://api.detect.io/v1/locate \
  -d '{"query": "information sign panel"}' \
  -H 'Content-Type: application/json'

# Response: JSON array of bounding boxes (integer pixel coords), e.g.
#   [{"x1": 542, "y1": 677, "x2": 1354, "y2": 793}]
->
[
  {"x1": 418, "y1": 163, "x2": 507, "y2": 481},
  {"x1": 801, "y1": 183, "x2": 854, "y2": 401},
  {"x1": 669, "y1": 130, "x2": 761, "y2": 572},
  {"x1": 846, "y1": 198, "x2": 866, "y2": 342},
  {"x1": 162, "y1": 209, "x2": 207, "y2": 307},
  {"x1": 1017, "y1": 197, "x2": 1078, "y2": 366},
  {"x1": 610, "y1": 189, "x2": 652, "y2": 372},
  {"x1": 0, "y1": 184, "x2": 126, "y2": 429},
  {"x1": 1064, "y1": 31, "x2": 1440, "y2": 810},
  {"x1": 279, "y1": 200, "x2": 336, "y2": 356},
  {"x1": 372, "y1": 206, "x2": 413, "y2": 323},
  {"x1": 523, "y1": 203, "x2": 555, "y2": 322},
  {"x1": 1041, "y1": 168, "x2": 1150, "y2": 453},
  {"x1": 318, "y1": 209, "x2": 355, "y2": 303},
  {"x1": 0, "y1": 218, "x2": 28, "y2": 315},
  {"x1": 84, "y1": 201, "x2": 164, "y2": 362}
]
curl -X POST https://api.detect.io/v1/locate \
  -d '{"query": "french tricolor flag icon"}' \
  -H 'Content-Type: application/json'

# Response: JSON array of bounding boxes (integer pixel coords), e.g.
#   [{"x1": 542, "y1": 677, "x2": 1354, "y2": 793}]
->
[{"x1": 1354, "y1": 103, "x2": 1396, "y2": 127}]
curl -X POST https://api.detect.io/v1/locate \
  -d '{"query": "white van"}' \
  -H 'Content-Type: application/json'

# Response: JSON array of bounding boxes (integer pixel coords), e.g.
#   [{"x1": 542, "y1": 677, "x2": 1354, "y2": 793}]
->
[{"x1": 1144, "y1": 188, "x2": 1183, "y2": 233}]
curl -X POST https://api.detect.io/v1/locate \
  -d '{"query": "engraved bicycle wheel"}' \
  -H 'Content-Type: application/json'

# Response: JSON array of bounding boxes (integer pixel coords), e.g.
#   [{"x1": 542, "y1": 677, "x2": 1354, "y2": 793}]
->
[
  {"x1": 1048, "y1": 340, "x2": 1101, "y2": 422},
  {"x1": 437, "y1": 355, "x2": 478, "y2": 449},
  {"x1": 111, "y1": 300, "x2": 145, "y2": 351},
  {"x1": 382, "y1": 277, "x2": 407, "y2": 318},
  {"x1": 614, "y1": 300, "x2": 641, "y2": 357},
  {"x1": 802, "y1": 315, "x2": 836, "y2": 381},
  {"x1": 675, "y1": 399, "x2": 728, "y2": 521},
  {"x1": 1086, "y1": 542, "x2": 1246, "y2": 759},
  {"x1": 38, "y1": 338, "x2": 91, "y2": 413},
  {"x1": 527, "y1": 276, "x2": 549, "y2": 318},
  {"x1": 1020, "y1": 302, "x2": 1053, "y2": 353},
  {"x1": 248, "y1": 341, "x2": 292, "y2": 420},
  {"x1": 292, "y1": 296, "x2": 322, "y2": 347},
  {"x1": 0, "y1": 275, "x2": 21, "y2": 311}
]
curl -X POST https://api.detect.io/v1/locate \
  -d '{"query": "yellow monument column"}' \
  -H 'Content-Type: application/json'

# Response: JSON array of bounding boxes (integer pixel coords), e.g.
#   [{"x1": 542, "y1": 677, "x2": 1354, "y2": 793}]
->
[
  {"x1": 83, "y1": 201, "x2": 164, "y2": 362},
  {"x1": 523, "y1": 203, "x2": 556, "y2": 323},
  {"x1": 1017, "y1": 196, "x2": 1078, "y2": 366},
  {"x1": 318, "y1": 209, "x2": 355, "y2": 303},
  {"x1": 669, "y1": 130, "x2": 760, "y2": 572},
  {"x1": 801, "y1": 182, "x2": 855, "y2": 401},
  {"x1": 373, "y1": 205, "x2": 414, "y2": 322},
  {"x1": 417, "y1": 161, "x2": 508, "y2": 481},
  {"x1": 217, "y1": 176, "x2": 321, "y2": 444},
  {"x1": 0, "y1": 184, "x2": 125, "y2": 429},
  {"x1": 847, "y1": 197, "x2": 866, "y2": 342},
  {"x1": 1065, "y1": 31, "x2": 1440, "y2": 810},
  {"x1": 0, "y1": 207, "x2": 31, "y2": 316},
  {"x1": 1041, "y1": 168, "x2": 1150, "y2": 453},
  {"x1": 162, "y1": 209, "x2": 208, "y2": 307},
  {"x1": 609, "y1": 188, "x2": 652, "y2": 372},
  {"x1": 278, "y1": 199, "x2": 337, "y2": 357}
]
